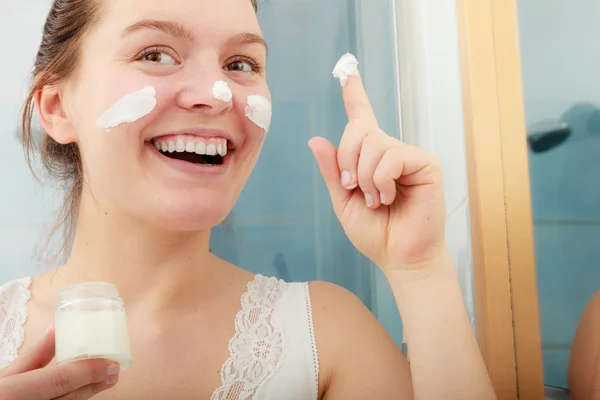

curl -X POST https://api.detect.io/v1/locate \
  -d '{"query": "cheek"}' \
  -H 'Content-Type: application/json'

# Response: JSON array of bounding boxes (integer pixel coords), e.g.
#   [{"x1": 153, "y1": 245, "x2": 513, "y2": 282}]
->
[
  {"x1": 85, "y1": 71, "x2": 176, "y2": 132},
  {"x1": 232, "y1": 85, "x2": 272, "y2": 136},
  {"x1": 96, "y1": 86, "x2": 156, "y2": 130}
]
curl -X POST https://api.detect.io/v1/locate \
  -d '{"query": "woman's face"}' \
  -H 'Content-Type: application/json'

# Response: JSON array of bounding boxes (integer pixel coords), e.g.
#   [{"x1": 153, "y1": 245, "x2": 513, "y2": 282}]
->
[{"x1": 59, "y1": 0, "x2": 270, "y2": 230}]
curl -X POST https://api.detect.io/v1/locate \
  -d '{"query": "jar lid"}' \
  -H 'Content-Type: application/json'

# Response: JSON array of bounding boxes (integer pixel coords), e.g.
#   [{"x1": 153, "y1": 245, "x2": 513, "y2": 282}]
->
[{"x1": 57, "y1": 282, "x2": 121, "y2": 306}]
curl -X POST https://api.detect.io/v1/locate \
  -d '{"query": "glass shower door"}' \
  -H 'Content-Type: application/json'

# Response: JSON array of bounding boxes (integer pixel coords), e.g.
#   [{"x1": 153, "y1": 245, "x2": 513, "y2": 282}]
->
[{"x1": 210, "y1": 0, "x2": 405, "y2": 346}]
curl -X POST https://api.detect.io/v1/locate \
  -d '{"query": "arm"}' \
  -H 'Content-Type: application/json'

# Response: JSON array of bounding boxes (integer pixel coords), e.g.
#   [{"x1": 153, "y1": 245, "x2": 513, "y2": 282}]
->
[
  {"x1": 388, "y1": 249, "x2": 494, "y2": 399},
  {"x1": 313, "y1": 250, "x2": 495, "y2": 400},
  {"x1": 310, "y1": 54, "x2": 495, "y2": 399},
  {"x1": 310, "y1": 281, "x2": 413, "y2": 399},
  {"x1": 569, "y1": 291, "x2": 600, "y2": 400}
]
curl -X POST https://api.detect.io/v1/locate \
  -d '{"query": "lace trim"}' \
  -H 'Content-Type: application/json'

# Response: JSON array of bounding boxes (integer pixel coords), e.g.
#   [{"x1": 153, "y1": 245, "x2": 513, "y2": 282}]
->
[
  {"x1": 211, "y1": 275, "x2": 287, "y2": 400},
  {"x1": 0, "y1": 277, "x2": 32, "y2": 369},
  {"x1": 304, "y1": 283, "x2": 320, "y2": 399}
]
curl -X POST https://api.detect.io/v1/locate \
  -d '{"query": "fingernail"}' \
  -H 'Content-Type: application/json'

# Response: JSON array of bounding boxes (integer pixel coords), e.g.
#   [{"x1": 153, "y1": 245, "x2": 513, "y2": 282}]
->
[
  {"x1": 341, "y1": 170, "x2": 351, "y2": 187},
  {"x1": 380, "y1": 193, "x2": 387, "y2": 205},
  {"x1": 107, "y1": 364, "x2": 120, "y2": 376},
  {"x1": 341, "y1": 170, "x2": 357, "y2": 189},
  {"x1": 365, "y1": 193, "x2": 375, "y2": 208},
  {"x1": 106, "y1": 374, "x2": 119, "y2": 386}
]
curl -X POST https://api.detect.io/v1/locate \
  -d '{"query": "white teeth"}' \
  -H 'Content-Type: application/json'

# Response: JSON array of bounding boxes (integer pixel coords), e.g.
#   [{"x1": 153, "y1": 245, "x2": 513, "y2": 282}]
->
[
  {"x1": 206, "y1": 143, "x2": 217, "y2": 156},
  {"x1": 195, "y1": 141, "x2": 206, "y2": 155},
  {"x1": 156, "y1": 138, "x2": 228, "y2": 157},
  {"x1": 217, "y1": 143, "x2": 228, "y2": 157}
]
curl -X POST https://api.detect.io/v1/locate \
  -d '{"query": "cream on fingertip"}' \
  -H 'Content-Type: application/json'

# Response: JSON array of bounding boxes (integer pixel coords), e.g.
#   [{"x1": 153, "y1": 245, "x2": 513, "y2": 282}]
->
[{"x1": 332, "y1": 53, "x2": 359, "y2": 87}]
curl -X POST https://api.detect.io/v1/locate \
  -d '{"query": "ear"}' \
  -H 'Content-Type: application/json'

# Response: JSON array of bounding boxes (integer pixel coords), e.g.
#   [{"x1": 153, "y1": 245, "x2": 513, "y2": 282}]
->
[{"x1": 33, "y1": 84, "x2": 77, "y2": 144}]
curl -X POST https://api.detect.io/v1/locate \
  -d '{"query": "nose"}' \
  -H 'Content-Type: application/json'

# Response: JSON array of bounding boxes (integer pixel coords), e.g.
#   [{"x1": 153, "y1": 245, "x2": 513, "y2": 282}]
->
[{"x1": 175, "y1": 63, "x2": 233, "y2": 116}]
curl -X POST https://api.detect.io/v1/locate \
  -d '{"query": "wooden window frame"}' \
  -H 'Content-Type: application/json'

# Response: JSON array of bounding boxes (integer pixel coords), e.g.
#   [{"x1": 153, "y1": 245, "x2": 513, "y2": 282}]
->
[{"x1": 456, "y1": 0, "x2": 545, "y2": 398}]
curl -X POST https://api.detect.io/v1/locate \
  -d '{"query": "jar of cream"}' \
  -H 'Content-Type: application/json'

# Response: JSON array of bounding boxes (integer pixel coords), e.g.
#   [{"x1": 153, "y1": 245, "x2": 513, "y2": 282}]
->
[{"x1": 55, "y1": 282, "x2": 133, "y2": 370}]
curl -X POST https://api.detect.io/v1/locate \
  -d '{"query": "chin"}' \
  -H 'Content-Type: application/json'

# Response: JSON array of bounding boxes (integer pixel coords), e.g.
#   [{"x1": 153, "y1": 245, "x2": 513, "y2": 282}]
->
[
  {"x1": 153, "y1": 206, "x2": 232, "y2": 232},
  {"x1": 127, "y1": 192, "x2": 236, "y2": 232}
]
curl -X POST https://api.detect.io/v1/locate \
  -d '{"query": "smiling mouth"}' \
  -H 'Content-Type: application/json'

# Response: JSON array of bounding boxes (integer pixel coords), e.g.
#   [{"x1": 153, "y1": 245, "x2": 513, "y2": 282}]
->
[
  {"x1": 159, "y1": 149, "x2": 224, "y2": 165},
  {"x1": 152, "y1": 137, "x2": 228, "y2": 166}
]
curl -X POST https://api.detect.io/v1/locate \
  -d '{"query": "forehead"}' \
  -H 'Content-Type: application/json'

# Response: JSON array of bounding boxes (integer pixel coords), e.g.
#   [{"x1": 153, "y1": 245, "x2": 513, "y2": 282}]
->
[{"x1": 98, "y1": 0, "x2": 261, "y2": 38}]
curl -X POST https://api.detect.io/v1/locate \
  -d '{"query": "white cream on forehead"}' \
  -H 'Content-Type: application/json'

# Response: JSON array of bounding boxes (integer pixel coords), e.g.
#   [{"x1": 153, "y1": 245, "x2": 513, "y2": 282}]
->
[
  {"x1": 212, "y1": 81, "x2": 233, "y2": 103},
  {"x1": 332, "y1": 53, "x2": 359, "y2": 87},
  {"x1": 245, "y1": 95, "x2": 272, "y2": 133},
  {"x1": 97, "y1": 86, "x2": 157, "y2": 129}
]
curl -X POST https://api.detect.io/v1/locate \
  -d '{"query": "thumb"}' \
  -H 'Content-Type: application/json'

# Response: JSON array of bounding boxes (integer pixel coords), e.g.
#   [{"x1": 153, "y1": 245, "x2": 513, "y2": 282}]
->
[
  {"x1": 308, "y1": 137, "x2": 350, "y2": 214},
  {"x1": 0, "y1": 325, "x2": 55, "y2": 378}
]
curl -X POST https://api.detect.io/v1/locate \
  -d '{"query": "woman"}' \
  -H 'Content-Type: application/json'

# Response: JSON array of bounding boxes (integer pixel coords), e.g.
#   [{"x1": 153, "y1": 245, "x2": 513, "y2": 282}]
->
[
  {"x1": 0, "y1": 0, "x2": 496, "y2": 398},
  {"x1": 569, "y1": 290, "x2": 600, "y2": 399}
]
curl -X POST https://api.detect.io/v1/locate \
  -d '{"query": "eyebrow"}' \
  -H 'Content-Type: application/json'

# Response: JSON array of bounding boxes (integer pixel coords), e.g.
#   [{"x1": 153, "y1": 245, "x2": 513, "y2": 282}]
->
[
  {"x1": 226, "y1": 32, "x2": 269, "y2": 55},
  {"x1": 122, "y1": 20, "x2": 268, "y2": 54},
  {"x1": 123, "y1": 20, "x2": 195, "y2": 41}
]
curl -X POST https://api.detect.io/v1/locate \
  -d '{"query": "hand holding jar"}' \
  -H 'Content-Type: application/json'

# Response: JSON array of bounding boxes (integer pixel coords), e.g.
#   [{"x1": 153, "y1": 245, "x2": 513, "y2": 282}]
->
[{"x1": 0, "y1": 327, "x2": 120, "y2": 399}]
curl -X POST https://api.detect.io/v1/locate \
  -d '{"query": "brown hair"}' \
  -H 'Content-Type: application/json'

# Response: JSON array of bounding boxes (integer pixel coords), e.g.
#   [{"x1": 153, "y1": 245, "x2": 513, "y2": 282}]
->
[{"x1": 21, "y1": 0, "x2": 260, "y2": 263}]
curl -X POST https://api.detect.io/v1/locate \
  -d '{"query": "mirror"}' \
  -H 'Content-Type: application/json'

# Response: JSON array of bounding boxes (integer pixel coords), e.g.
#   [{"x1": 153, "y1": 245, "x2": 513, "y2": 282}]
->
[{"x1": 516, "y1": 1, "x2": 600, "y2": 397}]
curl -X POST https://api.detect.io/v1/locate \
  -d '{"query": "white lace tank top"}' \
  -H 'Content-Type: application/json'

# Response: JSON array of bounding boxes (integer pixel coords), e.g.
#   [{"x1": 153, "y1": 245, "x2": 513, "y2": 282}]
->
[{"x1": 0, "y1": 275, "x2": 320, "y2": 399}]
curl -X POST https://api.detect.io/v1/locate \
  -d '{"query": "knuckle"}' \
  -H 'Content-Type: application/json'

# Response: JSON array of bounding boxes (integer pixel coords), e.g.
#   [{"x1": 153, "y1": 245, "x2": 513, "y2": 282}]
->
[
  {"x1": 346, "y1": 119, "x2": 365, "y2": 130},
  {"x1": 59, "y1": 390, "x2": 87, "y2": 400},
  {"x1": 363, "y1": 133, "x2": 376, "y2": 145},
  {"x1": 357, "y1": 169, "x2": 373, "y2": 186},
  {"x1": 429, "y1": 155, "x2": 443, "y2": 170},
  {"x1": 372, "y1": 171, "x2": 387, "y2": 188},
  {"x1": 336, "y1": 148, "x2": 357, "y2": 168},
  {"x1": 52, "y1": 367, "x2": 74, "y2": 393},
  {"x1": 87, "y1": 360, "x2": 106, "y2": 383},
  {"x1": 343, "y1": 120, "x2": 370, "y2": 138}
]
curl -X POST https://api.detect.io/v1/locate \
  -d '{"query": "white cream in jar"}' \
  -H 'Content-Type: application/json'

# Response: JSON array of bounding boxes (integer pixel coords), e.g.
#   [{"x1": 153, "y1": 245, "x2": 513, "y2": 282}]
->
[{"x1": 55, "y1": 282, "x2": 133, "y2": 370}]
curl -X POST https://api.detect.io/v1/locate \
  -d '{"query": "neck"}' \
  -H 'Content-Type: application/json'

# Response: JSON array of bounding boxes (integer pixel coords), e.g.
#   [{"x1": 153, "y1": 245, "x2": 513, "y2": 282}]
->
[{"x1": 53, "y1": 191, "x2": 217, "y2": 311}]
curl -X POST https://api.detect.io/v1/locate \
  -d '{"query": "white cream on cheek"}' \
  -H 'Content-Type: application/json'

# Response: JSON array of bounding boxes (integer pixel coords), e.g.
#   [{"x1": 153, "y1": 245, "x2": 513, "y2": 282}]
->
[
  {"x1": 212, "y1": 81, "x2": 233, "y2": 103},
  {"x1": 245, "y1": 95, "x2": 272, "y2": 133},
  {"x1": 96, "y1": 86, "x2": 157, "y2": 129},
  {"x1": 332, "y1": 53, "x2": 359, "y2": 87}
]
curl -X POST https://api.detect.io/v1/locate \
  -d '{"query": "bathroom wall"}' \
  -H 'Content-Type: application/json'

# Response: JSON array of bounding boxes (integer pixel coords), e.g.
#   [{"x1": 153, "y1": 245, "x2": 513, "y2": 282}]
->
[
  {"x1": 1, "y1": 0, "x2": 474, "y2": 349},
  {"x1": 0, "y1": 1, "x2": 60, "y2": 283},
  {"x1": 517, "y1": 0, "x2": 600, "y2": 388}
]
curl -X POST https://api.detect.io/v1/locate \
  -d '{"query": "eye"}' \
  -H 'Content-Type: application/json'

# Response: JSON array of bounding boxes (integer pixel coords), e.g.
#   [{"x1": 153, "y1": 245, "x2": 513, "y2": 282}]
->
[
  {"x1": 224, "y1": 57, "x2": 262, "y2": 73},
  {"x1": 135, "y1": 47, "x2": 179, "y2": 65},
  {"x1": 225, "y1": 60, "x2": 253, "y2": 72},
  {"x1": 142, "y1": 52, "x2": 176, "y2": 64}
]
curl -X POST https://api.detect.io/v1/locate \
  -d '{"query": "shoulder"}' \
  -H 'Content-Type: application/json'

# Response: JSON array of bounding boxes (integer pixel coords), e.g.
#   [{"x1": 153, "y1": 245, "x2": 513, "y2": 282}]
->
[
  {"x1": 569, "y1": 290, "x2": 600, "y2": 399},
  {"x1": 0, "y1": 277, "x2": 32, "y2": 369},
  {"x1": 306, "y1": 280, "x2": 394, "y2": 347},
  {"x1": 307, "y1": 281, "x2": 412, "y2": 398},
  {"x1": 0, "y1": 277, "x2": 32, "y2": 305}
]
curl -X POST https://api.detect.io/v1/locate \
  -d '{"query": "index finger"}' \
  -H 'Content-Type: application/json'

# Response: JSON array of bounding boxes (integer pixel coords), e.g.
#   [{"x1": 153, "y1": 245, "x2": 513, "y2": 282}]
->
[
  {"x1": 332, "y1": 53, "x2": 378, "y2": 124},
  {"x1": 0, "y1": 326, "x2": 55, "y2": 378},
  {"x1": 0, "y1": 359, "x2": 118, "y2": 399}
]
